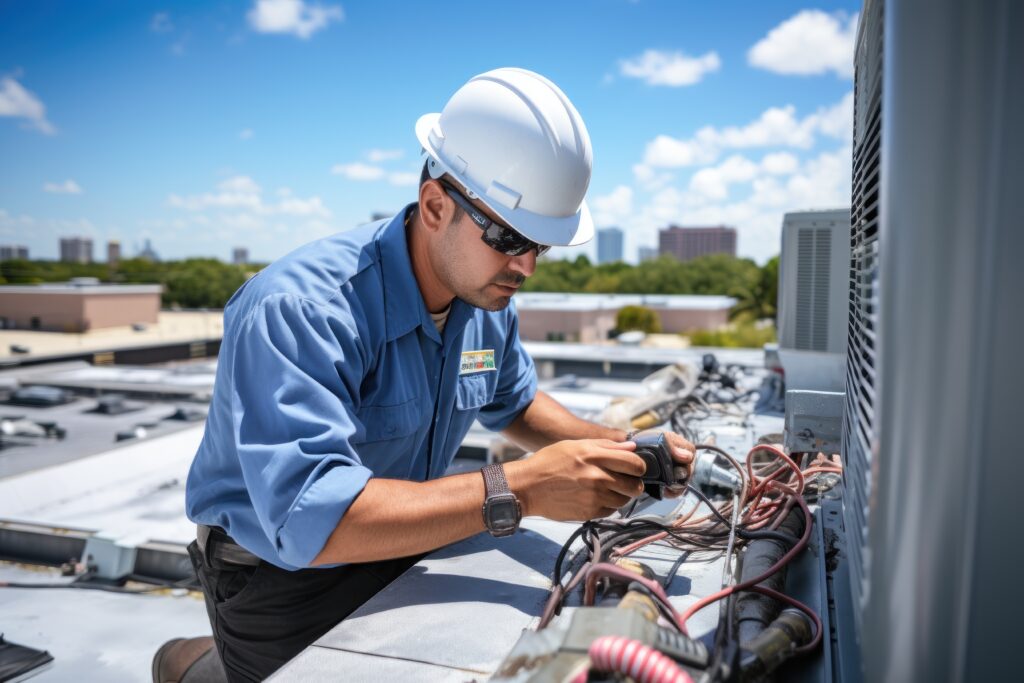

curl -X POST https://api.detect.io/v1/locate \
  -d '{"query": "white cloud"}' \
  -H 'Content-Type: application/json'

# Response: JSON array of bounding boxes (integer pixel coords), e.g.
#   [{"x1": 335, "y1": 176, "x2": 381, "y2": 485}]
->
[
  {"x1": 247, "y1": 0, "x2": 344, "y2": 39},
  {"x1": 218, "y1": 175, "x2": 261, "y2": 194},
  {"x1": 43, "y1": 179, "x2": 84, "y2": 195},
  {"x1": 331, "y1": 162, "x2": 385, "y2": 181},
  {"x1": 167, "y1": 175, "x2": 329, "y2": 218},
  {"x1": 0, "y1": 76, "x2": 56, "y2": 135},
  {"x1": 686, "y1": 152, "x2": 803, "y2": 202},
  {"x1": 642, "y1": 135, "x2": 717, "y2": 168},
  {"x1": 275, "y1": 196, "x2": 330, "y2": 217},
  {"x1": 688, "y1": 155, "x2": 760, "y2": 201},
  {"x1": 760, "y1": 151, "x2": 800, "y2": 175},
  {"x1": 367, "y1": 148, "x2": 403, "y2": 163},
  {"x1": 623, "y1": 145, "x2": 852, "y2": 262},
  {"x1": 749, "y1": 10, "x2": 858, "y2": 79},
  {"x1": 239, "y1": 128, "x2": 254, "y2": 140},
  {"x1": 809, "y1": 91, "x2": 854, "y2": 139},
  {"x1": 642, "y1": 91, "x2": 853, "y2": 168},
  {"x1": 593, "y1": 185, "x2": 634, "y2": 226},
  {"x1": 387, "y1": 172, "x2": 419, "y2": 187},
  {"x1": 632, "y1": 164, "x2": 674, "y2": 192},
  {"x1": 150, "y1": 12, "x2": 174, "y2": 33},
  {"x1": 620, "y1": 49, "x2": 721, "y2": 87}
]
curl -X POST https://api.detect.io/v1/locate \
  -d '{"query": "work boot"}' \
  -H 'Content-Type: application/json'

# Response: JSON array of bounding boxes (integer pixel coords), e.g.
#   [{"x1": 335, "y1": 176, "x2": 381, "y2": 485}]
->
[{"x1": 152, "y1": 636, "x2": 221, "y2": 683}]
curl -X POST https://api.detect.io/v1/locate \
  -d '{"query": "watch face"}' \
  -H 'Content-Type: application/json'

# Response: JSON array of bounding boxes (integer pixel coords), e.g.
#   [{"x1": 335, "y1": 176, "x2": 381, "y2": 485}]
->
[{"x1": 485, "y1": 494, "x2": 520, "y2": 532}]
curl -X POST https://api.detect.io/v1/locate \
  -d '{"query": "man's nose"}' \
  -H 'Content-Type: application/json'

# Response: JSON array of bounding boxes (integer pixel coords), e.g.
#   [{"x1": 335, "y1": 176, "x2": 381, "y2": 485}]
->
[{"x1": 508, "y1": 249, "x2": 537, "y2": 278}]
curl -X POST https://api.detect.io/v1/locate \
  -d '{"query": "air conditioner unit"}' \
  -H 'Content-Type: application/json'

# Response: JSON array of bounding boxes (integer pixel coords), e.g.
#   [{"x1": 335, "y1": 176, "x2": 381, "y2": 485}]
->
[{"x1": 776, "y1": 208, "x2": 851, "y2": 391}]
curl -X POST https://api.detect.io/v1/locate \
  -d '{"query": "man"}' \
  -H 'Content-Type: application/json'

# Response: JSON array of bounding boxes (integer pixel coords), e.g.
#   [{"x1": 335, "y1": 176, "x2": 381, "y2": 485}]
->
[{"x1": 155, "y1": 68, "x2": 694, "y2": 682}]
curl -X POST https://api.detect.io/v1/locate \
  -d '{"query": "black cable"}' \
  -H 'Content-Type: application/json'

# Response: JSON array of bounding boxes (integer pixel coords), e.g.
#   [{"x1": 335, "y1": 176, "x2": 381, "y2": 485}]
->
[
  {"x1": 684, "y1": 485, "x2": 798, "y2": 546},
  {"x1": 663, "y1": 550, "x2": 691, "y2": 589}
]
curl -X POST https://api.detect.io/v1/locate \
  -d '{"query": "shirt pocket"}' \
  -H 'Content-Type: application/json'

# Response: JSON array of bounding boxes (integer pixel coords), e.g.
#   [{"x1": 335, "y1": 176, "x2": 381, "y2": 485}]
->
[
  {"x1": 455, "y1": 372, "x2": 497, "y2": 411},
  {"x1": 357, "y1": 396, "x2": 423, "y2": 442}
]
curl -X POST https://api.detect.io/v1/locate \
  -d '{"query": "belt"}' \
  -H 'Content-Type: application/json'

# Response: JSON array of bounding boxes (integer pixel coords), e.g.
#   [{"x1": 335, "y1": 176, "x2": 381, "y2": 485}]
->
[{"x1": 197, "y1": 524, "x2": 262, "y2": 567}]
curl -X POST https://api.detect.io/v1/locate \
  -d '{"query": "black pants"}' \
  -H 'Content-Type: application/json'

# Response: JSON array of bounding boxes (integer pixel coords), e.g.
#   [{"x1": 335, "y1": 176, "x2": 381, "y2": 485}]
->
[{"x1": 188, "y1": 538, "x2": 421, "y2": 682}]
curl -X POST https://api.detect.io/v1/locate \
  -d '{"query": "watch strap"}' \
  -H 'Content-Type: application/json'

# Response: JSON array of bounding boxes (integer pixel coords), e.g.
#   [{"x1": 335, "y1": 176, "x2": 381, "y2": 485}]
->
[{"x1": 482, "y1": 462, "x2": 511, "y2": 497}]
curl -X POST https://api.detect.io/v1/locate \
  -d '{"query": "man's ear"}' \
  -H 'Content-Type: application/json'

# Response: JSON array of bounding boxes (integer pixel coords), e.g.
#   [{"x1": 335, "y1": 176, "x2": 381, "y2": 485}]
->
[{"x1": 418, "y1": 180, "x2": 451, "y2": 235}]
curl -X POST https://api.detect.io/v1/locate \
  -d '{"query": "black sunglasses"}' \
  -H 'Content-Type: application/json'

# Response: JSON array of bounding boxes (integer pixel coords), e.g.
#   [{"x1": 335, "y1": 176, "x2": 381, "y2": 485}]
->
[{"x1": 440, "y1": 182, "x2": 551, "y2": 257}]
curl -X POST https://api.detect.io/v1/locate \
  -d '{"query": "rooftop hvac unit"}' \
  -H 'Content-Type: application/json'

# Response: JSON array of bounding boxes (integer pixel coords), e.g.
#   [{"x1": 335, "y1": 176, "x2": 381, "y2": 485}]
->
[
  {"x1": 846, "y1": 0, "x2": 1021, "y2": 680},
  {"x1": 776, "y1": 208, "x2": 851, "y2": 391},
  {"x1": 843, "y1": 0, "x2": 883, "y2": 646}
]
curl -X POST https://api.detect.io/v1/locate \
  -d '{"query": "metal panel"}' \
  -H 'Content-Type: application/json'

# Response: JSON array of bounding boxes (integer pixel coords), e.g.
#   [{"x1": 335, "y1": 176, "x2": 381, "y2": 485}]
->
[
  {"x1": 863, "y1": 0, "x2": 1023, "y2": 680},
  {"x1": 843, "y1": 0, "x2": 884, "y2": 641}
]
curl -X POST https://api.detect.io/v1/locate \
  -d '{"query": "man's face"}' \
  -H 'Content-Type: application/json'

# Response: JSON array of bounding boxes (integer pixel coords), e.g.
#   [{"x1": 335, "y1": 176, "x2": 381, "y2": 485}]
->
[{"x1": 434, "y1": 194, "x2": 538, "y2": 312}]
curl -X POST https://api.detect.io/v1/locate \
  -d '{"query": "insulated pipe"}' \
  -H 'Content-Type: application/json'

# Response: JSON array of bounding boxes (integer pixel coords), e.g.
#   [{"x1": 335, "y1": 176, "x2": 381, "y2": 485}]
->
[{"x1": 735, "y1": 507, "x2": 805, "y2": 643}]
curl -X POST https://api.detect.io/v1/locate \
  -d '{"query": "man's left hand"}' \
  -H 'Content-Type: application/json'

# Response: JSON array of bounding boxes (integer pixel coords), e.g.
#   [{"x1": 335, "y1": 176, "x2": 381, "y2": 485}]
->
[{"x1": 663, "y1": 431, "x2": 696, "y2": 498}]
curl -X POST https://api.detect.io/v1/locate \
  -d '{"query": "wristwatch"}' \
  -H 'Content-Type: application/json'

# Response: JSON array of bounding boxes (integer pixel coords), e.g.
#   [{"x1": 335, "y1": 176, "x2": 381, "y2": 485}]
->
[{"x1": 481, "y1": 463, "x2": 522, "y2": 537}]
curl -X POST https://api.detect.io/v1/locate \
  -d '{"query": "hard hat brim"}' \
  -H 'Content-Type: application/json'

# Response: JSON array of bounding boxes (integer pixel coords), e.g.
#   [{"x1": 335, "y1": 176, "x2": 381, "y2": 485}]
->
[{"x1": 416, "y1": 113, "x2": 594, "y2": 248}]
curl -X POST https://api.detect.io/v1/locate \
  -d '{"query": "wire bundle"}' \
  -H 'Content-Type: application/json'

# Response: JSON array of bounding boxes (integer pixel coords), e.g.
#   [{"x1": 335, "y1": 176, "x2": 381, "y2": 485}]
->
[{"x1": 537, "y1": 441, "x2": 843, "y2": 679}]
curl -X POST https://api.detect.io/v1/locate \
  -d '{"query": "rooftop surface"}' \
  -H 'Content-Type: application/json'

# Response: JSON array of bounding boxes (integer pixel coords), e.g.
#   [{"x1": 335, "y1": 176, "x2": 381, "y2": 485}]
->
[
  {"x1": 0, "y1": 344, "x2": 783, "y2": 682},
  {"x1": 0, "y1": 283, "x2": 163, "y2": 295},
  {"x1": 0, "y1": 311, "x2": 224, "y2": 363},
  {"x1": 514, "y1": 292, "x2": 737, "y2": 311}
]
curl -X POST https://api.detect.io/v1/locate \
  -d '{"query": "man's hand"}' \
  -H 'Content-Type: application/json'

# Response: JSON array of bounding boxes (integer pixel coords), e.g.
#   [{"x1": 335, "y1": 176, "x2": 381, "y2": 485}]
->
[
  {"x1": 505, "y1": 439, "x2": 646, "y2": 521},
  {"x1": 661, "y1": 431, "x2": 696, "y2": 498}
]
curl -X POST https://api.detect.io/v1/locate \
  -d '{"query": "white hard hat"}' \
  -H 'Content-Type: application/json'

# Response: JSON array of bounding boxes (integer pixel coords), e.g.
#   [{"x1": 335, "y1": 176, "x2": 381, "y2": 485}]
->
[{"x1": 416, "y1": 67, "x2": 594, "y2": 248}]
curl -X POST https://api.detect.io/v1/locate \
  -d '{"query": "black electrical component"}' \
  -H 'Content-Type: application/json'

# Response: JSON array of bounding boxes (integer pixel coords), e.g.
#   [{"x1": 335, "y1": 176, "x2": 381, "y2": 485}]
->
[{"x1": 630, "y1": 430, "x2": 676, "y2": 500}]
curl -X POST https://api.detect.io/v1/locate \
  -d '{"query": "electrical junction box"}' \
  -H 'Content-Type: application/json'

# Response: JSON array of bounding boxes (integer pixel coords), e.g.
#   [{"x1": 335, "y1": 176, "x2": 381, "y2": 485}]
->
[
  {"x1": 784, "y1": 390, "x2": 845, "y2": 454},
  {"x1": 82, "y1": 532, "x2": 138, "y2": 580}
]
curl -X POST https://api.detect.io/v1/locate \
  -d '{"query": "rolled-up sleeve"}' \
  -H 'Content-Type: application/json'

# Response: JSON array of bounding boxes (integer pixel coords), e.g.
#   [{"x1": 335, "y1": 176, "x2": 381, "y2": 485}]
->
[
  {"x1": 477, "y1": 305, "x2": 537, "y2": 431},
  {"x1": 230, "y1": 293, "x2": 372, "y2": 568}
]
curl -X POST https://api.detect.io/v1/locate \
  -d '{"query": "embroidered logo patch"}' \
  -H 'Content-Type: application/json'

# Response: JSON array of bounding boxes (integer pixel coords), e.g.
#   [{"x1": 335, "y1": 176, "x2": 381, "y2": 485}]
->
[{"x1": 460, "y1": 349, "x2": 496, "y2": 374}]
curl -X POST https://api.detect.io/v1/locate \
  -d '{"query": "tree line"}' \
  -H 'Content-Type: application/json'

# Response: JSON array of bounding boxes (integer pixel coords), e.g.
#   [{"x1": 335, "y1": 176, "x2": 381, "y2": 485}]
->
[
  {"x1": 0, "y1": 252, "x2": 779, "y2": 322},
  {"x1": 0, "y1": 258, "x2": 260, "y2": 310},
  {"x1": 525, "y1": 253, "x2": 779, "y2": 322}
]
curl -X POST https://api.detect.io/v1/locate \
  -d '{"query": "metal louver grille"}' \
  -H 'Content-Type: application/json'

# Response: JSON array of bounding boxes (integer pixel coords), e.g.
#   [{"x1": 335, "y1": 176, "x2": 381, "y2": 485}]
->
[
  {"x1": 794, "y1": 228, "x2": 834, "y2": 351},
  {"x1": 844, "y1": 0, "x2": 883, "y2": 636}
]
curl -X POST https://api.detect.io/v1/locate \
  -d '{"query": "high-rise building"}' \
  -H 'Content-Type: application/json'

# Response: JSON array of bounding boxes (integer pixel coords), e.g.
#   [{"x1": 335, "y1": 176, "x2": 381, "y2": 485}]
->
[
  {"x1": 658, "y1": 225, "x2": 737, "y2": 262},
  {"x1": 107, "y1": 241, "x2": 121, "y2": 268},
  {"x1": 60, "y1": 237, "x2": 93, "y2": 264},
  {"x1": 233, "y1": 247, "x2": 249, "y2": 265},
  {"x1": 596, "y1": 227, "x2": 624, "y2": 264},
  {"x1": 638, "y1": 246, "x2": 659, "y2": 263},
  {"x1": 0, "y1": 245, "x2": 29, "y2": 261},
  {"x1": 138, "y1": 238, "x2": 160, "y2": 262}
]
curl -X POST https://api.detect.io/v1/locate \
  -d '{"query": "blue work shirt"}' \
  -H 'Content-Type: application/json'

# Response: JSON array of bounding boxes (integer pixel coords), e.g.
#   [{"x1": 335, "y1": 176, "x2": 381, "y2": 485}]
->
[{"x1": 185, "y1": 205, "x2": 537, "y2": 570}]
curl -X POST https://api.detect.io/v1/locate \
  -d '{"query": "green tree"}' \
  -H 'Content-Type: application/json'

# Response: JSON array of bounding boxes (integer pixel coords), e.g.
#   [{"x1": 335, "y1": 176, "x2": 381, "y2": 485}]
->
[
  {"x1": 729, "y1": 255, "x2": 779, "y2": 322},
  {"x1": 616, "y1": 305, "x2": 662, "y2": 333}
]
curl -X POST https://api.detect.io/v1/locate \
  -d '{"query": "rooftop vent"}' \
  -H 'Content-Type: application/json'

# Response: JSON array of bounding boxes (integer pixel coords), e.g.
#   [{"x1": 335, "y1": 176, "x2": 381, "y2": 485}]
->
[{"x1": 7, "y1": 386, "x2": 74, "y2": 407}]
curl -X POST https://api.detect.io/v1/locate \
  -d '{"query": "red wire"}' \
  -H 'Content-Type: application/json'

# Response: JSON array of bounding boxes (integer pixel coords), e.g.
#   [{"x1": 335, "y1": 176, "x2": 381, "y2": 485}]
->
[
  {"x1": 678, "y1": 484, "x2": 813, "y2": 638},
  {"x1": 572, "y1": 635, "x2": 695, "y2": 683}
]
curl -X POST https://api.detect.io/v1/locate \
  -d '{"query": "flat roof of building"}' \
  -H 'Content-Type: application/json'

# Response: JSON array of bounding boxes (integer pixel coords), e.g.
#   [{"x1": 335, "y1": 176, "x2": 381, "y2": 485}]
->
[
  {"x1": 0, "y1": 282, "x2": 162, "y2": 295},
  {"x1": 0, "y1": 311, "x2": 223, "y2": 363},
  {"x1": 514, "y1": 292, "x2": 737, "y2": 311}
]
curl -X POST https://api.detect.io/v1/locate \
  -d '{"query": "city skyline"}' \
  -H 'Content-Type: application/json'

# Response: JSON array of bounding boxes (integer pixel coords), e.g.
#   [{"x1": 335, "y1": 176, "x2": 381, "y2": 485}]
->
[{"x1": 2, "y1": 0, "x2": 858, "y2": 265}]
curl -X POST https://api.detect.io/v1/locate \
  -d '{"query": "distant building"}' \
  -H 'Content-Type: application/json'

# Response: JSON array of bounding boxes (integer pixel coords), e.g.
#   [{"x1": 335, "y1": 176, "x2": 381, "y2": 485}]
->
[
  {"x1": 659, "y1": 225, "x2": 737, "y2": 262},
  {"x1": 138, "y1": 238, "x2": 160, "y2": 262},
  {"x1": 59, "y1": 237, "x2": 93, "y2": 264},
  {"x1": 638, "y1": 246, "x2": 659, "y2": 262},
  {"x1": 515, "y1": 292, "x2": 736, "y2": 344},
  {"x1": 107, "y1": 241, "x2": 121, "y2": 268},
  {"x1": 0, "y1": 280, "x2": 162, "y2": 332},
  {"x1": 232, "y1": 248, "x2": 249, "y2": 265},
  {"x1": 596, "y1": 227, "x2": 624, "y2": 264},
  {"x1": 370, "y1": 212, "x2": 392, "y2": 222},
  {"x1": 0, "y1": 245, "x2": 29, "y2": 261}
]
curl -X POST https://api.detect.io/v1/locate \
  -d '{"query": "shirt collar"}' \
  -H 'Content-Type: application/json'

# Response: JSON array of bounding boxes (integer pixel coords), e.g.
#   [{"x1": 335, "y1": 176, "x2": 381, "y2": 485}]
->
[{"x1": 378, "y1": 203, "x2": 472, "y2": 345}]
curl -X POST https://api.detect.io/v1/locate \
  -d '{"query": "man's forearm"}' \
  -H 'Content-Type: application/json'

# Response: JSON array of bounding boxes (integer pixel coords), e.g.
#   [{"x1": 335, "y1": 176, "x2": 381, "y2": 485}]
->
[
  {"x1": 502, "y1": 390, "x2": 626, "y2": 452},
  {"x1": 311, "y1": 472, "x2": 495, "y2": 565}
]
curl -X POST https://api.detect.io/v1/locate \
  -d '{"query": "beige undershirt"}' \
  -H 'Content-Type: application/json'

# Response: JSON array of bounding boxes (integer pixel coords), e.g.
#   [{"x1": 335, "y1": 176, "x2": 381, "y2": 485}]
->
[{"x1": 430, "y1": 304, "x2": 452, "y2": 334}]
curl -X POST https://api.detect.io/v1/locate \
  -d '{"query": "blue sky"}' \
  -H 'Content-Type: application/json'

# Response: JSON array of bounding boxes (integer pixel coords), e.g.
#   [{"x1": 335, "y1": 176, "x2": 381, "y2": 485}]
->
[{"x1": 1, "y1": 0, "x2": 859, "y2": 264}]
